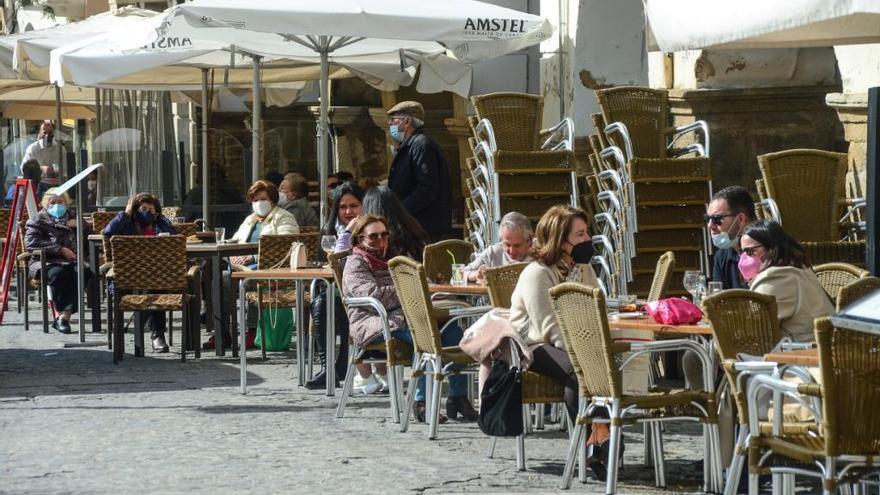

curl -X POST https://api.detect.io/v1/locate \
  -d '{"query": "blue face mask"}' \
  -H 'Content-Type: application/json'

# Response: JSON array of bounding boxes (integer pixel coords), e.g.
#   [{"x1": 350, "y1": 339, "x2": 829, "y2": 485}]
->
[
  {"x1": 389, "y1": 124, "x2": 404, "y2": 143},
  {"x1": 47, "y1": 204, "x2": 67, "y2": 219},
  {"x1": 137, "y1": 210, "x2": 155, "y2": 225}
]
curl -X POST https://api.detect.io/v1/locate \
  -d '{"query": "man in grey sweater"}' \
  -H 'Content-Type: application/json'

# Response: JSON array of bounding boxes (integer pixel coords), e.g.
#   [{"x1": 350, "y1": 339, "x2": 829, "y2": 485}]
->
[
  {"x1": 464, "y1": 211, "x2": 533, "y2": 283},
  {"x1": 279, "y1": 173, "x2": 319, "y2": 228}
]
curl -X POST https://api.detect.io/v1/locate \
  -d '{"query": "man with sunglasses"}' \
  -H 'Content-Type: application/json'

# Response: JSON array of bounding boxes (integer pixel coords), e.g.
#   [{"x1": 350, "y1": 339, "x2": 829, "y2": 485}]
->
[
  {"x1": 386, "y1": 101, "x2": 452, "y2": 241},
  {"x1": 706, "y1": 185, "x2": 756, "y2": 289}
]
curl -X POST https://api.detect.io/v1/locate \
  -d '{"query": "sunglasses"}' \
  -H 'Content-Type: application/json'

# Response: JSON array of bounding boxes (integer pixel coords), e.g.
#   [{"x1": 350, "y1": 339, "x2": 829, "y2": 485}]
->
[
  {"x1": 741, "y1": 245, "x2": 764, "y2": 256},
  {"x1": 704, "y1": 213, "x2": 736, "y2": 225},
  {"x1": 359, "y1": 231, "x2": 390, "y2": 241}
]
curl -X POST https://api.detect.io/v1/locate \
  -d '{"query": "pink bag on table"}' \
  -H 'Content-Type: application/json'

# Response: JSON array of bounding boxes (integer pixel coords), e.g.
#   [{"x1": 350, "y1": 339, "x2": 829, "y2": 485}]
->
[{"x1": 644, "y1": 298, "x2": 703, "y2": 325}]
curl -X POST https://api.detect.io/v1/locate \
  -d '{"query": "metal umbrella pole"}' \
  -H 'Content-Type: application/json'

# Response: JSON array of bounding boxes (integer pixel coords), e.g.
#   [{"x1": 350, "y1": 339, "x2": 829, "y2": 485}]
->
[
  {"x1": 318, "y1": 37, "x2": 329, "y2": 226},
  {"x1": 251, "y1": 55, "x2": 262, "y2": 184},
  {"x1": 201, "y1": 68, "x2": 210, "y2": 228}
]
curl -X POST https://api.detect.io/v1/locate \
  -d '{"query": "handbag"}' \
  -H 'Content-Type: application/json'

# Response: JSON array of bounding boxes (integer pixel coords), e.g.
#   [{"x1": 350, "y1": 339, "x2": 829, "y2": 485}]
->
[
  {"x1": 477, "y1": 359, "x2": 523, "y2": 437},
  {"x1": 289, "y1": 242, "x2": 309, "y2": 269}
]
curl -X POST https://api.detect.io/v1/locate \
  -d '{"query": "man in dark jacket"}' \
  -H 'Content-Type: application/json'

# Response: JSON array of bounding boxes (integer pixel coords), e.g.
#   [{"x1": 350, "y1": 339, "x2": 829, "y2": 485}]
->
[
  {"x1": 386, "y1": 101, "x2": 452, "y2": 241},
  {"x1": 707, "y1": 185, "x2": 756, "y2": 289}
]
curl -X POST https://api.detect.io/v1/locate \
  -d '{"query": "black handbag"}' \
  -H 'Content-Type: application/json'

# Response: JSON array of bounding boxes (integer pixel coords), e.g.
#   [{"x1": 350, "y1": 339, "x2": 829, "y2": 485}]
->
[{"x1": 477, "y1": 359, "x2": 523, "y2": 437}]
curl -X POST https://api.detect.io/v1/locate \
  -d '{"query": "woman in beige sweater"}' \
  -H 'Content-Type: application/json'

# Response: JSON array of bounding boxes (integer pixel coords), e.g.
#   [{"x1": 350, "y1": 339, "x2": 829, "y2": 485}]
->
[
  {"x1": 739, "y1": 220, "x2": 834, "y2": 342},
  {"x1": 508, "y1": 205, "x2": 609, "y2": 478}
]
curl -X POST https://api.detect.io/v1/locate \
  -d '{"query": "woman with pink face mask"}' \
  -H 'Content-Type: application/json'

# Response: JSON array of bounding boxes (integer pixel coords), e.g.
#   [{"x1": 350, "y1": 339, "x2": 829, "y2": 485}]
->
[{"x1": 739, "y1": 220, "x2": 833, "y2": 342}]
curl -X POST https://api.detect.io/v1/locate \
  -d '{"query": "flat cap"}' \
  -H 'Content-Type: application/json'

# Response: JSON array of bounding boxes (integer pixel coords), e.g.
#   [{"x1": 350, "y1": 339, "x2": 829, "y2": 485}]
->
[{"x1": 386, "y1": 100, "x2": 425, "y2": 121}]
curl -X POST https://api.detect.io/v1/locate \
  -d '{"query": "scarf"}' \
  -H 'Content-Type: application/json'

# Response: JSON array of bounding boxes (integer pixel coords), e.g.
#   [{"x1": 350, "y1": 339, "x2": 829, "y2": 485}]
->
[{"x1": 353, "y1": 245, "x2": 395, "y2": 272}]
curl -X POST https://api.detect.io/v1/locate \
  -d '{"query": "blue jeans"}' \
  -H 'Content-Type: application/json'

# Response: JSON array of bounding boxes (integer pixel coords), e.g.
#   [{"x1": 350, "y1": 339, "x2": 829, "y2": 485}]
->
[{"x1": 376, "y1": 324, "x2": 467, "y2": 401}]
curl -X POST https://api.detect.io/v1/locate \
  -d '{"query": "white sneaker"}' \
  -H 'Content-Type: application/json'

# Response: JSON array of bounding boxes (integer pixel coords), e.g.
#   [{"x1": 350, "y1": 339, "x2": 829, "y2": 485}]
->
[
  {"x1": 353, "y1": 374, "x2": 381, "y2": 395},
  {"x1": 375, "y1": 373, "x2": 389, "y2": 393}
]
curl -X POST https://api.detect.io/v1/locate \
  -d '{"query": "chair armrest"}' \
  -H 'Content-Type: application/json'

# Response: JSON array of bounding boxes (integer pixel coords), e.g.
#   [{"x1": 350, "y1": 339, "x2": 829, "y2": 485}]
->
[
  {"x1": 746, "y1": 374, "x2": 821, "y2": 436},
  {"x1": 666, "y1": 120, "x2": 710, "y2": 156},
  {"x1": 778, "y1": 341, "x2": 814, "y2": 351},
  {"x1": 99, "y1": 261, "x2": 114, "y2": 276},
  {"x1": 447, "y1": 305, "x2": 492, "y2": 318},
  {"x1": 17, "y1": 248, "x2": 43, "y2": 262},
  {"x1": 540, "y1": 117, "x2": 574, "y2": 152},
  {"x1": 186, "y1": 265, "x2": 201, "y2": 281},
  {"x1": 603, "y1": 122, "x2": 634, "y2": 162},
  {"x1": 797, "y1": 383, "x2": 822, "y2": 397},
  {"x1": 760, "y1": 198, "x2": 782, "y2": 223},
  {"x1": 598, "y1": 145, "x2": 627, "y2": 172},
  {"x1": 625, "y1": 339, "x2": 714, "y2": 391},
  {"x1": 474, "y1": 119, "x2": 497, "y2": 152},
  {"x1": 733, "y1": 361, "x2": 778, "y2": 373},
  {"x1": 343, "y1": 296, "x2": 393, "y2": 341}
]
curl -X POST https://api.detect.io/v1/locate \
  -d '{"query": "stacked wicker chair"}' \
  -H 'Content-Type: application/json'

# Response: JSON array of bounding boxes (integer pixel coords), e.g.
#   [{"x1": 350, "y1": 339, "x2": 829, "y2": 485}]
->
[
  {"x1": 586, "y1": 86, "x2": 712, "y2": 298},
  {"x1": 812, "y1": 262, "x2": 869, "y2": 304},
  {"x1": 466, "y1": 92, "x2": 577, "y2": 247},
  {"x1": 836, "y1": 276, "x2": 880, "y2": 311}
]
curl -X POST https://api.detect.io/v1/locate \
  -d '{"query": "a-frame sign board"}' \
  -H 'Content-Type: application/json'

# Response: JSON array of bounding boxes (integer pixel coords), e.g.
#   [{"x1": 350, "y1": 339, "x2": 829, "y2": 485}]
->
[{"x1": 0, "y1": 179, "x2": 39, "y2": 324}]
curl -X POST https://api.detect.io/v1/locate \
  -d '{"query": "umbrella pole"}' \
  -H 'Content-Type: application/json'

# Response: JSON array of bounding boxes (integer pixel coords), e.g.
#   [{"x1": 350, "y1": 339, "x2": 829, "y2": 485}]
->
[
  {"x1": 318, "y1": 39, "x2": 329, "y2": 226},
  {"x1": 202, "y1": 68, "x2": 210, "y2": 228},
  {"x1": 55, "y1": 85, "x2": 63, "y2": 178},
  {"x1": 74, "y1": 121, "x2": 85, "y2": 342},
  {"x1": 251, "y1": 55, "x2": 262, "y2": 185}
]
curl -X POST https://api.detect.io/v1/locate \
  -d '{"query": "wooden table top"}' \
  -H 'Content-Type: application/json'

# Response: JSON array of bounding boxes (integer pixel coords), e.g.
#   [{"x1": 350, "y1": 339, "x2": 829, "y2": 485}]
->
[
  {"x1": 186, "y1": 242, "x2": 258, "y2": 254},
  {"x1": 763, "y1": 348, "x2": 819, "y2": 367},
  {"x1": 87, "y1": 234, "x2": 103, "y2": 241},
  {"x1": 608, "y1": 315, "x2": 713, "y2": 336},
  {"x1": 428, "y1": 283, "x2": 489, "y2": 295},
  {"x1": 231, "y1": 267, "x2": 334, "y2": 280}
]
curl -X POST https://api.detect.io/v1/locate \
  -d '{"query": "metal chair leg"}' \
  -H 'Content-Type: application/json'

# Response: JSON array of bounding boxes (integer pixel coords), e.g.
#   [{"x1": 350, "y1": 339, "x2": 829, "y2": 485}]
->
[
  {"x1": 428, "y1": 357, "x2": 443, "y2": 440},
  {"x1": 335, "y1": 359, "x2": 356, "y2": 418},
  {"x1": 560, "y1": 422, "x2": 586, "y2": 489}
]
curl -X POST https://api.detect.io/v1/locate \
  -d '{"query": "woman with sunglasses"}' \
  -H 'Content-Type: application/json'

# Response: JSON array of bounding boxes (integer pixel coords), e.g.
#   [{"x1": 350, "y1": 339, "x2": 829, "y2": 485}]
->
[
  {"x1": 342, "y1": 214, "x2": 476, "y2": 421},
  {"x1": 739, "y1": 220, "x2": 833, "y2": 342}
]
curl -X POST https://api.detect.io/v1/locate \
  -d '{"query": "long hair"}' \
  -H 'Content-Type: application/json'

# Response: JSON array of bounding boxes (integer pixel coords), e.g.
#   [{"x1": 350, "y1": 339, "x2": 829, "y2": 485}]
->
[
  {"x1": 362, "y1": 185, "x2": 429, "y2": 261},
  {"x1": 531, "y1": 205, "x2": 590, "y2": 268},
  {"x1": 321, "y1": 181, "x2": 364, "y2": 236},
  {"x1": 742, "y1": 220, "x2": 810, "y2": 269}
]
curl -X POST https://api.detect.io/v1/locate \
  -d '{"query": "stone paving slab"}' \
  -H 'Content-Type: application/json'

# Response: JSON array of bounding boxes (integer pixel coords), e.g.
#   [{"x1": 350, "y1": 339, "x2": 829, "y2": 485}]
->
[{"x1": 0, "y1": 307, "x2": 714, "y2": 494}]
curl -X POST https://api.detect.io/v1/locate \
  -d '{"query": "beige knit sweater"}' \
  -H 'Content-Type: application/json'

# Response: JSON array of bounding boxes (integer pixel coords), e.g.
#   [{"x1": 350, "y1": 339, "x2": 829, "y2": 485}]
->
[
  {"x1": 509, "y1": 261, "x2": 599, "y2": 350},
  {"x1": 750, "y1": 266, "x2": 834, "y2": 342}
]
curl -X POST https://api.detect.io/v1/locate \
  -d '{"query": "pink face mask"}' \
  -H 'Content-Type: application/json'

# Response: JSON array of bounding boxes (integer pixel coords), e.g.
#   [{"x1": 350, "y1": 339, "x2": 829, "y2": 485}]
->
[{"x1": 738, "y1": 253, "x2": 762, "y2": 281}]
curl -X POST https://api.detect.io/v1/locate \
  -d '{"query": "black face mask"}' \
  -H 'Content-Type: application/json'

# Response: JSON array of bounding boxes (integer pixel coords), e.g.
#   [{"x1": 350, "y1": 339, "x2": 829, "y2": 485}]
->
[{"x1": 569, "y1": 240, "x2": 594, "y2": 264}]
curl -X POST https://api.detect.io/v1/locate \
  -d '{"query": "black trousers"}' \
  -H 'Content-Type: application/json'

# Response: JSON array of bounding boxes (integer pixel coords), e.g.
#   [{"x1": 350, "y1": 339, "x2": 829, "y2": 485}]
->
[
  {"x1": 530, "y1": 344, "x2": 580, "y2": 422},
  {"x1": 46, "y1": 264, "x2": 93, "y2": 314},
  {"x1": 310, "y1": 289, "x2": 350, "y2": 376}
]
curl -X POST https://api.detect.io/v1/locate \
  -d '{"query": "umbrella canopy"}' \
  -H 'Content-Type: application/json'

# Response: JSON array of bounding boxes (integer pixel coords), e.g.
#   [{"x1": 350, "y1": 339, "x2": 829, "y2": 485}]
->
[{"x1": 646, "y1": 0, "x2": 880, "y2": 52}]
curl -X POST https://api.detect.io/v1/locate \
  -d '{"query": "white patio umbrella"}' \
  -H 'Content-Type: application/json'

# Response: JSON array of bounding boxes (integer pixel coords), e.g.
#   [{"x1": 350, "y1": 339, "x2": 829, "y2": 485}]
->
[
  {"x1": 646, "y1": 0, "x2": 880, "y2": 52},
  {"x1": 104, "y1": 0, "x2": 552, "y2": 224}
]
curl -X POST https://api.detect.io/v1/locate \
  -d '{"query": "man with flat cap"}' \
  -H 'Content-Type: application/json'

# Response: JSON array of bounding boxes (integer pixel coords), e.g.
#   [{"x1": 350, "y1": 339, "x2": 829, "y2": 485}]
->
[{"x1": 386, "y1": 101, "x2": 452, "y2": 241}]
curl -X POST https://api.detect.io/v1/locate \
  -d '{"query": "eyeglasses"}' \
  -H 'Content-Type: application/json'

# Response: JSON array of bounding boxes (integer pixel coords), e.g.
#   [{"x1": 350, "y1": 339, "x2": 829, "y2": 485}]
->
[
  {"x1": 741, "y1": 245, "x2": 765, "y2": 256},
  {"x1": 704, "y1": 213, "x2": 736, "y2": 225},
  {"x1": 359, "y1": 231, "x2": 390, "y2": 241}
]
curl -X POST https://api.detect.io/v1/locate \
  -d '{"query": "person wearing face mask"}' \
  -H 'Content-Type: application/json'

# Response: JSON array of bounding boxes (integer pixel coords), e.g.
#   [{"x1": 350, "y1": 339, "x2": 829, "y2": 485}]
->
[
  {"x1": 278, "y1": 173, "x2": 319, "y2": 228},
  {"x1": 706, "y1": 186, "x2": 757, "y2": 289},
  {"x1": 22, "y1": 121, "x2": 67, "y2": 181},
  {"x1": 104, "y1": 192, "x2": 177, "y2": 351},
  {"x1": 740, "y1": 220, "x2": 833, "y2": 342},
  {"x1": 385, "y1": 101, "x2": 452, "y2": 242},
  {"x1": 508, "y1": 205, "x2": 610, "y2": 480},
  {"x1": 25, "y1": 188, "x2": 92, "y2": 334},
  {"x1": 464, "y1": 211, "x2": 534, "y2": 284}
]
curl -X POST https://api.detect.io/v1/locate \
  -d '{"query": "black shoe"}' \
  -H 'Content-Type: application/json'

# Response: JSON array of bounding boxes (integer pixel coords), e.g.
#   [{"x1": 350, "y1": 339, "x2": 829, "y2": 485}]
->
[
  {"x1": 151, "y1": 333, "x2": 169, "y2": 353},
  {"x1": 446, "y1": 396, "x2": 478, "y2": 421},
  {"x1": 304, "y1": 369, "x2": 338, "y2": 390},
  {"x1": 53, "y1": 318, "x2": 71, "y2": 334}
]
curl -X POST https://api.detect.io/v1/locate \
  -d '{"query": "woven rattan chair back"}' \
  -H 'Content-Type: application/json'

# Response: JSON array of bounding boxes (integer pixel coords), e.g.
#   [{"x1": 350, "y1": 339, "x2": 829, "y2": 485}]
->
[
  {"x1": 815, "y1": 318, "x2": 880, "y2": 456},
  {"x1": 835, "y1": 276, "x2": 880, "y2": 311},
  {"x1": 596, "y1": 86, "x2": 668, "y2": 159},
  {"x1": 327, "y1": 249, "x2": 351, "y2": 295},
  {"x1": 814, "y1": 262, "x2": 869, "y2": 302},
  {"x1": 549, "y1": 282, "x2": 619, "y2": 398},
  {"x1": 757, "y1": 149, "x2": 847, "y2": 241},
  {"x1": 257, "y1": 233, "x2": 320, "y2": 269},
  {"x1": 388, "y1": 256, "x2": 442, "y2": 355},
  {"x1": 90, "y1": 211, "x2": 115, "y2": 234},
  {"x1": 110, "y1": 235, "x2": 187, "y2": 291},
  {"x1": 174, "y1": 222, "x2": 198, "y2": 238},
  {"x1": 484, "y1": 262, "x2": 528, "y2": 309},
  {"x1": 422, "y1": 239, "x2": 473, "y2": 284},
  {"x1": 590, "y1": 113, "x2": 609, "y2": 148},
  {"x1": 161, "y1": 206, "x2": 182, "y2": 219},
  {"x1": 472, "y1": 92, "x2": 544, "y2": 151},
  {"x1": 702, "y1": 290, "x2": 781, "y2": 421},
  {"x1": 646, "y1": 251, "x2": 675, "y2": 303}
]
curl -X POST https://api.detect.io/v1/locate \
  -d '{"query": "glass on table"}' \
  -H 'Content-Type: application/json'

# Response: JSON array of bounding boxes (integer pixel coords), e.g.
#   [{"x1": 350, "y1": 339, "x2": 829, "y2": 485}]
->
[
  {"x1": 450, "y1": 263, "x2": 466, "y2": 286},
  {"x1": 683, "y1": 270, "x2": 703, "y2": 304},
  {"x1": 214, "y1": 227, "x2": 226, "y2": 244},
  {"x1": 618, "y1": 294, "x2": 638, "y2": 312},
  {"x1": 706, "y1": 281, "x2": 723, "y2": 296},
  {"x1": 321, "y1": 235, "x2": 337, "y2": 258}
]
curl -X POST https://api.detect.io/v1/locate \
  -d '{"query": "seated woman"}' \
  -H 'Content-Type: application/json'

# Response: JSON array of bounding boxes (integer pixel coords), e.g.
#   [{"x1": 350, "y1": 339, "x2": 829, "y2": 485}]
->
[
  {"x1": 342, "y1": 214, "x2": 476, "y2": 421},
  {"x1": 24, "y1": 188, "x2": 91, "y2": 334},
  {"x1": 212, "y1": 180, "x2": 299, "y2": 350},
  {"x1": 306, "y1": 182, "x2": 363, "y2": 389},
  {"x1": 104, "y1": 193, "x2": 176, "y2": 351},
  {"x1": 508, "y1": 205, "x2": 610, "y2": 478},
  {"x1": 739, "y1": 220, "x2": 834, "y2": 342}
]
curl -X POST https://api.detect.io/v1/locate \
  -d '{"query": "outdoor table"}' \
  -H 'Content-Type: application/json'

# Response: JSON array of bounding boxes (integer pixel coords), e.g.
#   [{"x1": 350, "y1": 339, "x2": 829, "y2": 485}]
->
[
  {"x1": 763, "y1": 348, "x2": 819, "y2": 367},
  {"x1": 232, "y1": 268, "x2": 336, "y2": 395},
  {"x1": 428, "y1": 283, "x2": 489, "y2": 296},
  {"x1": 187, "y1": 242, "x2": 258, "y2": 357},
  {"x1": 608, "y1": 315, "x2": 713, "y2": 336},
  {"x1": 87, "y1": 234, "x2": 104, "y2": 335}
]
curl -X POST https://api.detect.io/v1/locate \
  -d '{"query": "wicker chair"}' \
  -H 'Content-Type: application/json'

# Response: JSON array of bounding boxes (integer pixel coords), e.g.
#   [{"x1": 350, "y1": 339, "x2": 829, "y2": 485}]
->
[
  {"x1": 757, "y1": 149, "x2": 848, "y2": 242},
  {"x1": 836, "y1": 276, "x2": 880, "y2": 311},
  {"x1": 174, "y1": 222, "x2": 198, "y2": 238},
  {"x1": 549, "y1": 282, "x2": 722, "y2": 493},
  {"x1": 110, "y1": 235, "x2": 200, "y2": 363},
  {"x1": 746, "y1": 318, "x2": 880, "y2": 495},
  {"x1": 802, "y1": 240, "x2": 866, "y2": 267},
  {"x1": 646, "y1": 251, "x2": 675, "y2": 303},
  {"x1": 484, "y1": 262, "x2": 528, "y2": 309},
  {"x1": 331, "y1": 250, "x2": 412, "y2": 424},
  {"x1": 388, "y1": 256, "x2": 479, "y2": 439},
  {"x1": 422, "y1": 239, "x2": 473, "y2": 285},
  {"x1": 813, "y1": 262, "x2": 869, "y2": 304},
  {"x1": 17, "y1": 218, "x2": 51, "y2": 333},
  {"x1": 90, "y1": 211, "x2": 115, "y2": 234},
  {"x1": 161, "y1": 206, "x2": 182, "y2": 219}
]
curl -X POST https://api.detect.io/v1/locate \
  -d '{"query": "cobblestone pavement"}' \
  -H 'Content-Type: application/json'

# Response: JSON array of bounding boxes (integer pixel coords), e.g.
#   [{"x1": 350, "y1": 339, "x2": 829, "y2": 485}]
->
[{"x1": 1, "y1": 307, "x2": 715, "y2": 495}]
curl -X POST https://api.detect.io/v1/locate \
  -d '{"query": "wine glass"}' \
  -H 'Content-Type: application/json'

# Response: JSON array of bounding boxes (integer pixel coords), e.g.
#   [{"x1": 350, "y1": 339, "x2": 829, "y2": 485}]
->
[
  {"x1": 683, "y1": 270, "x2": 703, "y2": 303},
  {"x1": 321, "y1": 235, "x2": 337, "y2": 259}
]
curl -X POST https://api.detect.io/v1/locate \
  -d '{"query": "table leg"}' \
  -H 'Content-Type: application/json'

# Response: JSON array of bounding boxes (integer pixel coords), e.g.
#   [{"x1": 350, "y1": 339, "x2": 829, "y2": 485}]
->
[
  {"x1": 89, "y1": 240, "x2": 100, "y2": 334},
  {"x1": 295, "y1": 280, "x2": 305, "y2": 386},
  {"x1": 326, "y1": 280, "x2": 335, "y2": 397},
  {"x1": 211, "y1": 254, "x2": 224, "y2": 357},
  {"x1": 239, "y1": 279, "x2": 247, "y2": 394}
]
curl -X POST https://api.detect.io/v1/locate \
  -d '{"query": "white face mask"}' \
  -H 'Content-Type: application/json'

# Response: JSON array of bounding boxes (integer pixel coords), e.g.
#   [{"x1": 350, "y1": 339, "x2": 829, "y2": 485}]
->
[
  {"x1": 278, "y1": 192, "x2": 288, "y2": 206},
  {"x1": 252, "y1": 200, "x2": 272, "y2": 217}
]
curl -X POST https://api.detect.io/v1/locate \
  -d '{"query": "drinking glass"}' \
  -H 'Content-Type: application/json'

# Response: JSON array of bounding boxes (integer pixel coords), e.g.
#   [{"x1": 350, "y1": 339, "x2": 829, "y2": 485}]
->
[
  {"x1": 173, "y1": 216, "x2": 186, "y2": 225},
  {"x1": 707, "y1": 281, "x2": 723, "y2": 296},
  {"x1": 214, "y1": 227, "x2": 226, "y2": 244},
  {"x1": 683, "y1": 270, "x2": 702, "y2": 303},
  {"x1": 618, "y1": 294, "x2": 637, "y2": 312},
  {"x1": 321, "y1": 235, "x2": 337, "y2": 258},
  {"x1": 450, "y1": 263, "x2": 466, "y2": 286}
]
